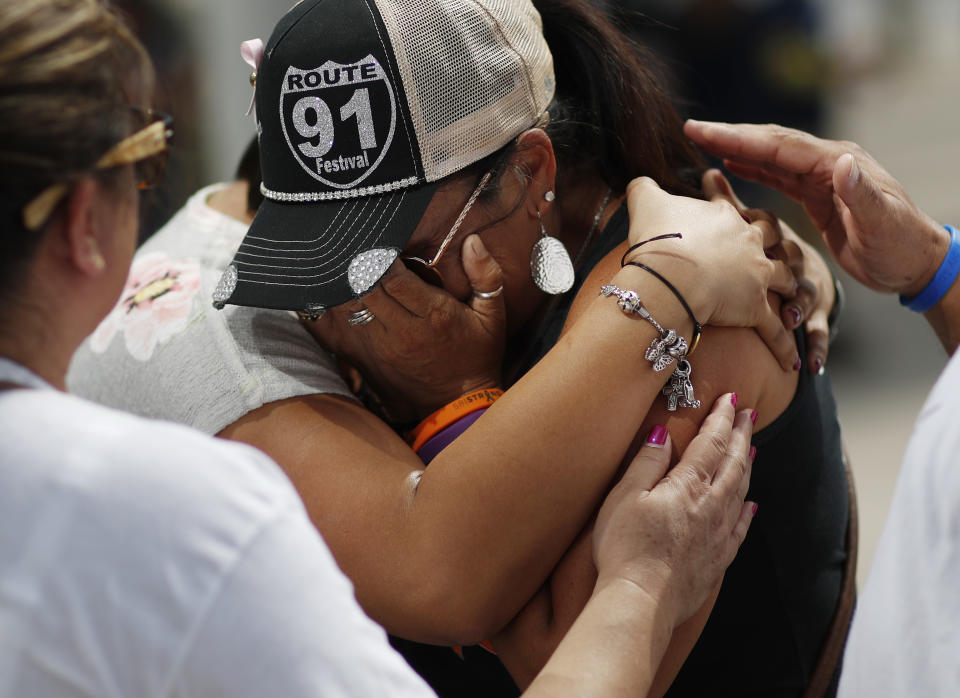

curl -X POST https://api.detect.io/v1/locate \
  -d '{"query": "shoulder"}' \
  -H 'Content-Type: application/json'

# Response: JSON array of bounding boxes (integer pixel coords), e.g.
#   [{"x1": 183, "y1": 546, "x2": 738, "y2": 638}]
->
[
  {"x1": 564, "y1": 241, "x2": 797, "y2": 447},
  {"x1": 0, "y1": 389, "x2": 341, "y2": 697},
  {"x1": 0, "y1": 390, "x2": 311, "y2": 607},
  {"x1": 3, "y1": 388, "x2": 300, "y2": 517},
  {"x1": 68, "y1": 185, "x2": 354, "y2": 434}
]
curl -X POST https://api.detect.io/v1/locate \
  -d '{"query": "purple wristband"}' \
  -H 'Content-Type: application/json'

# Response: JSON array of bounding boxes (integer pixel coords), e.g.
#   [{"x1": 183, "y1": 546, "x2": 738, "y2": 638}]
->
[{"x1": 416, "y1": 408, "x2": 487, "y2": 465}]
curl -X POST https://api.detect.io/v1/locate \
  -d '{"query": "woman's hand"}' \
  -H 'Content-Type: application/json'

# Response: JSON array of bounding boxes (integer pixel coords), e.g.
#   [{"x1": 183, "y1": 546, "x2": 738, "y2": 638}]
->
[
  {"x1": 519, "y1": 394, "x2": 755, "y2": 698},
  {"x1": 684, "y1": 119, "x2": 948, "y2": 298},
  {"x1": 302, "y1": 234, "x2": 506, "y2": 422},
  {"x1": 592, "y1": 393, "x2": 757, "y2": 628},
  {"x1": 701, "y1": 169, "x2": 835, "y2": 374},
  {"x1": 624, "y1": 177, "x2": 800, "y2": 370}
]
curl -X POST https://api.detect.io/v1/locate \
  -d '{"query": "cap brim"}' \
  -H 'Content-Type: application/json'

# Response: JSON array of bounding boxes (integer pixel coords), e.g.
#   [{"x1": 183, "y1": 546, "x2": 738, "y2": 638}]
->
[{"x1": 224, "y1": 181, "x2": 438, "y2": 311}]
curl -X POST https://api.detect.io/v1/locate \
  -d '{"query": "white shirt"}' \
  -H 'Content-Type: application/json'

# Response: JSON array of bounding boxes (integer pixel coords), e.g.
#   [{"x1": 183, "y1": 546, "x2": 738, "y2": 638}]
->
[
  {"x1": 67, "y1": 184, "x2": 355, "y2": 435},
  {"x1": 839, "y1": 350, "x2": 960, "y2": 696},
  {"x1": 0, "y1": 357, "x2": 432, "y2": 698}
]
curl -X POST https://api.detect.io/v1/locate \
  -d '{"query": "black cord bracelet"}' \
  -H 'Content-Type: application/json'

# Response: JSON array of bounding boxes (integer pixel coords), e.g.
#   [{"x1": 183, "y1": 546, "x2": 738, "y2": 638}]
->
[
  {"x1": 620, "y1": 233, "x2": 683, "y2": 267},
  {"x1": 624, "y1": 261, "x2": 703, "y2": 355}
]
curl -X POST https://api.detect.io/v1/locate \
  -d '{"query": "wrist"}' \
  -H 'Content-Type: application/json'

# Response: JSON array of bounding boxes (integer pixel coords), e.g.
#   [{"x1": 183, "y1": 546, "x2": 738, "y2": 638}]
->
[
  {"x1": 899, "y1": 224, "x2": 959, "y2": 311},
  {"x1": 456, "y1": 375, "x2": 502, "y2": 399},
  {"x1": 609, "y1": 265, "x2": 698, "y2": 342},
  {"x1": 593, "y1": 571, "x2": 675, "y2": 632},
  {"x1": 402, "y1": 376, "x2": 501, "y2": 423},
  {"x1": 407, "y1": 387, "x2": 504, "y2": 462},
  {"x1": 600, "y1": 267, "x2": 703, "y2": 410},
  {"x1": 620, "y1": 233, "x2": 716, "y2": 319}
]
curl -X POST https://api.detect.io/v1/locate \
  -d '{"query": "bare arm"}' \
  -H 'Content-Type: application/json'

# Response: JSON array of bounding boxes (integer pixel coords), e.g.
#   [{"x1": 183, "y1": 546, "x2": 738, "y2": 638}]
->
[
  {"x1": 202, "y1": 391, "x2": 755, "y2": 698},
  {"x1": 220, "y1": 266, "x2": 692, "y2": 644},
  {"x1": 523, "y1": 396, "x2": 757, "y2": 698},
  {"x1": 221, "y1": 181, "x2": 796, "y2": 644},
  {"x1": 491, "y1": 240, "x2": 797, "y2": 689}
]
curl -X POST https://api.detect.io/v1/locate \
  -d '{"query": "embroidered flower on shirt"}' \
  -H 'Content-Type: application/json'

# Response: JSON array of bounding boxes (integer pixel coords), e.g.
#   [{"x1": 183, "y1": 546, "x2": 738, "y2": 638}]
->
[{"x1": 90, "y1": 252, "x2": 203, "y2": 361}]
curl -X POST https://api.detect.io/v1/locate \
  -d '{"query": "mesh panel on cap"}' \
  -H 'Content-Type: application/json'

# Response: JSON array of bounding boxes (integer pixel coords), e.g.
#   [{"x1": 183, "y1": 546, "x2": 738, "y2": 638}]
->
[{"x1": 375, "y1": 0, "x2": 555, "y2": 182}]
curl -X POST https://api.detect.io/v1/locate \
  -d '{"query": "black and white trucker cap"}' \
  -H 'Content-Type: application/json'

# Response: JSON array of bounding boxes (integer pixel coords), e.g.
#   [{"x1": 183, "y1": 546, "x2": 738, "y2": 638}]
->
[{"x1": 213, "y1": 0, "x2": 555, "y2": 313}]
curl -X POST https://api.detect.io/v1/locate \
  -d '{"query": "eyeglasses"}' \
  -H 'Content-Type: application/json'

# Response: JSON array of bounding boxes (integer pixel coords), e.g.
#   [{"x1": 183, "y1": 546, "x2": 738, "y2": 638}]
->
[
  {"x1": 401, "y1": 170, "x2": 492, "y2": 287},
  {"x1": 21, "y1": 109, "x2": 174, "y2": 232}
]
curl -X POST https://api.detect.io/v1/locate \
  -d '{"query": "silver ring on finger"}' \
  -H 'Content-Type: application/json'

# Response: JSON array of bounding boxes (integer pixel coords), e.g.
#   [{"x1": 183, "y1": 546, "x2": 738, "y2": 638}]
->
[
  {"x1": 347, "y1": 307, "x2": 376, "y2": 327},
  {"x1": 473, "y1": 285, "x2": 504, "y2": 300}
]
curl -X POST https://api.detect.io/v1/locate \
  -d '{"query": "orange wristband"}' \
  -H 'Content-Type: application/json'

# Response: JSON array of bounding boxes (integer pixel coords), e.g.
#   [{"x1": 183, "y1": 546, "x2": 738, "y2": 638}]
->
[{"x1": 407, "y1": 388, "x2": 503, "y2": 453}]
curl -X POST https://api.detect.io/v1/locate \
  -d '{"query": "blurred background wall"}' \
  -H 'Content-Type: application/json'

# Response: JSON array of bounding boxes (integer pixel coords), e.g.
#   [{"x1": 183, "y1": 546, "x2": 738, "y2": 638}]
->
[{"x1": 123, "y1": 0, "x2": 959, "y2": 583}]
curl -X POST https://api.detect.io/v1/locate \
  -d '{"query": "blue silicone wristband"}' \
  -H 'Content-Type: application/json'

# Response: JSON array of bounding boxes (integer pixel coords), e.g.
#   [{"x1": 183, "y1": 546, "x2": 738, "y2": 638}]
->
[{"x1": 899, "y1": 224, "x2": 960, "y2": 312}]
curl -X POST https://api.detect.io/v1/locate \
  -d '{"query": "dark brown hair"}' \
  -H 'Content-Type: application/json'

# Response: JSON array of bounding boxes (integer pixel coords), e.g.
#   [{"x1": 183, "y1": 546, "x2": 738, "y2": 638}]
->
[
  {"x1": 467, "y1": 0, "x2": 705, "y2": 207},
  {"x1": 0, "y1": 0, "x2": 154, "y2": 291},
  {"x1": 537, "y1": 0, "x2": 705, "y2": 196}
]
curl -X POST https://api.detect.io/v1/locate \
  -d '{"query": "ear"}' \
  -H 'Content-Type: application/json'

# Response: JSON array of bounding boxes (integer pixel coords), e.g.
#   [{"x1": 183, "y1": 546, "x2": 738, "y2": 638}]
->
[
  {"x1": 515, "y1": 128, "x2": 557, "y2": 218},
  {"x1": 61, "y1": 179, "x2": 108, "y2": 277}
]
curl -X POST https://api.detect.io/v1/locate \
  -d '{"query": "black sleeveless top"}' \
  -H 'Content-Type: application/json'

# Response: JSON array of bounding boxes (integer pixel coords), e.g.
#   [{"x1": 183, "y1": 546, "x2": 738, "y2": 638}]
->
[{"x1": 391, "y1": 204, "x2": 849, "y2": 698}]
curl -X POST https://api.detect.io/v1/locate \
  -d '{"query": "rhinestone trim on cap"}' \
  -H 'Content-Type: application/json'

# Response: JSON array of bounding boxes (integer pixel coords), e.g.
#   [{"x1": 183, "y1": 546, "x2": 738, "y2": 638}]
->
[
  {"x1": 260, "y1": 177, "x2": 418, "y2": 203},
  {"x1": 212, "y1": 264, "x2": 238, "y2": 309},
  {"x1": 347, "y1": 248, "x2": 398, "y2": 296}
]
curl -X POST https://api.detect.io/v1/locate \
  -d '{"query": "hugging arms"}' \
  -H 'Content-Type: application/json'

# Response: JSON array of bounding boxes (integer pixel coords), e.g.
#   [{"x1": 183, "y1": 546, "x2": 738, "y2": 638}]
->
[
  {"x1": 218, "y1": 176, "x2": 808, "y2": 644},
  {"x1": 227, "y1": 175, "x2": 834, "y2": 696}
]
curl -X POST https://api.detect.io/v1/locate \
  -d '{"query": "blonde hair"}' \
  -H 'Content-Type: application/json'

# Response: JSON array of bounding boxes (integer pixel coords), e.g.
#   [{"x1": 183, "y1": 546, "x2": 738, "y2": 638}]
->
[{"x1": 0, "y1": 0, "x2": 154, "y2": 282}]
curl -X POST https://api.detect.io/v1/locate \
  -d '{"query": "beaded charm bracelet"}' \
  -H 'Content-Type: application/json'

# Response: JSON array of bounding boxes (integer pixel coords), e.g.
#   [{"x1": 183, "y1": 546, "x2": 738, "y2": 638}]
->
[{"x1": 600, "y1": 284, "x2": 700, "y2": 411}]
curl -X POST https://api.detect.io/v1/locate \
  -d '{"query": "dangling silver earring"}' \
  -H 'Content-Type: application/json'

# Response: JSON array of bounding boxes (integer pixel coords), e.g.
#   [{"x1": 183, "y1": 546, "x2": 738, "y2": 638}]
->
[{"x1": 531, "y1": 207, "x2": 574, "y2": 294}]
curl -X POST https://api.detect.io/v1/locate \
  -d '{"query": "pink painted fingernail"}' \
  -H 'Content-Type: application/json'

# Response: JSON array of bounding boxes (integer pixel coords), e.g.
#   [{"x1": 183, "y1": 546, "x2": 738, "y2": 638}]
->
[
  {"x1": 787, "y1": 306, "x2": 802, "y2": 327},
  {"x1": 730, "y1": 393, "x2": 739, "y2": 408},
  {"x1": 793, "y1": 356, "x2": 802, "y2": 371},
  {"x1": 813, "y1": 358, "x2": 824, "y2": 374},
  {"x1": 750, "y1": 410, "x2": 759, "y2": 425},
  {"x1": 751, "y1": 502, "x2": 759, "y2": 516},
  {"x1": 749, "y1": 445, "x2": 757, "y2": 460},
  {"x1": 646, "y1": 424, "x2": 668, "y2": 446}
]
